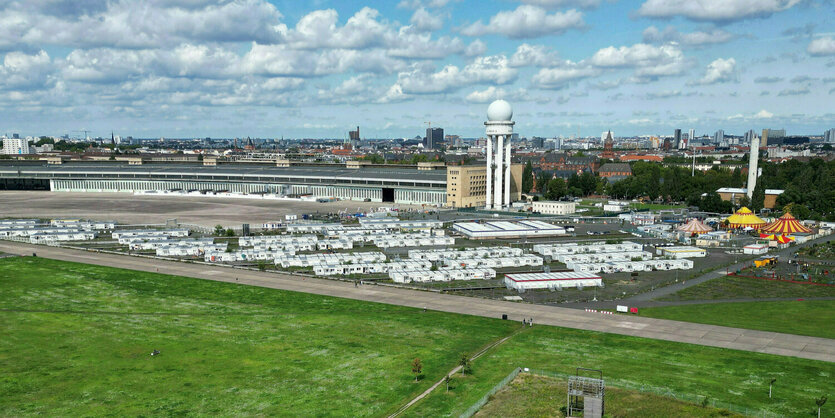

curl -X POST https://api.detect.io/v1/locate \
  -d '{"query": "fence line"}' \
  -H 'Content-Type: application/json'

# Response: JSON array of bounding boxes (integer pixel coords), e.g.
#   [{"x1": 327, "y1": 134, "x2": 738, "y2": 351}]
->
[
  {"x1": 458, "y1": 367, "x2": 522, "y2": 418},
  {"x1": 461, "y1": 367, "x2": 781, "y2": 418}
]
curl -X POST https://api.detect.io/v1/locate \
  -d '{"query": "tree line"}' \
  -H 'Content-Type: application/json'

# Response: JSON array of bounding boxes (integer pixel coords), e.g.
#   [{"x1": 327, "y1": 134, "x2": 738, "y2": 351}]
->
[{"x1": 522, "y1": 158, "x2": 834, "y2": 220}]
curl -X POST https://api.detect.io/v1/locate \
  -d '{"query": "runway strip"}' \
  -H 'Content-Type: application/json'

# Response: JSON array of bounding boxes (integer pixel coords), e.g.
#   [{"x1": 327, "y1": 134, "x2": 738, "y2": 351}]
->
[{"x1": 3, "y1": 241, "x2": 833, "y2": 363}]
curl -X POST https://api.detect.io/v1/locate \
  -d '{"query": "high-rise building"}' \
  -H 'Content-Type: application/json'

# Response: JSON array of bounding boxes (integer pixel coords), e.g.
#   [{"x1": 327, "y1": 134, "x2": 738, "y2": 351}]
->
[
  {"x1": 762, "y1": 128, "x2": 785, "y2": 146},
  {"x1": 426, "y1": 127, "x2": 444, "y2": 150},
  {"x1": 825, "y1": 128, "x2": 835, "y2": 143},
  {"x1": 688, "y1": 128, "x2": 695, "y2": 142},
  {"x1": 713, "y1": 130, "x2": 724, "y2": 144},
  {"x1": 2, "y1": 137, "x2": 30, "y2": 155},
  {"x1": 348, "y1": 126, "x2": 360, "y2": 148},
  {"x1": 744, "y1": 129, "x2": 758, "y2": 147},
  {"x1": 674, "y1": 129, "x2": 682, "y2": 148}
]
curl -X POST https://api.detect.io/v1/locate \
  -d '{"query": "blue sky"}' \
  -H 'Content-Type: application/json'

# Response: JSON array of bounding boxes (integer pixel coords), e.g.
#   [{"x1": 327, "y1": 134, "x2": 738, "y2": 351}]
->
[{"x1": 1, "y1": 0, "x2": 834, "y2": 139}]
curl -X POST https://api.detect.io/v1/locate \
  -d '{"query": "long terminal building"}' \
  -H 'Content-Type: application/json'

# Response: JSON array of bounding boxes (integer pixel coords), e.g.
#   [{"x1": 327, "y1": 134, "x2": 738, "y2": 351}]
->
[{"x1": 0, "y1": 160, "x2": 522, "y2": 207}]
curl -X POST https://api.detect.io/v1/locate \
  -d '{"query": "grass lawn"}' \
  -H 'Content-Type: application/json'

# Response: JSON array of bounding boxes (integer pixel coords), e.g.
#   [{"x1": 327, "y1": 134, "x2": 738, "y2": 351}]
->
[
  {"x1": 3, "y1": 257, "x2": 834, "y2": 417},
  {"x1": 639, "y1": 300, "x2": 835, "y2": 339},
  {"x1": 407, "y1": 326, "x2": 835, "y2": 417},
  {"x1": 0, "y1": 257, "x2": 516, "y2": 416},
  {"x1": 475, "y1": 373, "x2": 742, "y2": 417},
  {"x1": 658, "y1": 275, "x2": 835, "y2": 301}
]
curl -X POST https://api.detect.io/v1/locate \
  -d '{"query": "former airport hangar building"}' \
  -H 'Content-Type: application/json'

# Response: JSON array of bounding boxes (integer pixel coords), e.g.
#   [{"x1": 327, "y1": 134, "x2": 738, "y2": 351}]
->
[{"x1": 0, "y1": 160, "x2": 522, "y2": 207}]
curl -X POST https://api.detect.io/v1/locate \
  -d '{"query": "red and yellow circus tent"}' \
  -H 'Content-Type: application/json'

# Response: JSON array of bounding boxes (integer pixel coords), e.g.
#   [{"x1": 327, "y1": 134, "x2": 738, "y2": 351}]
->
[
  {"x1": 724, "y1": 207, "x2": 767, "y2": 229},
  {"x1": 761, "y1": 212, "x2": 813, "y2": 235},
  {"x1": 677, "y1": 218, "x2": 713, "y2": 234}
]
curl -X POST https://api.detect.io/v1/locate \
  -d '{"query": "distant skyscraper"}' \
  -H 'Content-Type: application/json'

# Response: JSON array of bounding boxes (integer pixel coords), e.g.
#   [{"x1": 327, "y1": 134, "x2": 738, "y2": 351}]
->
[
  {"x1": 674, "y1": 129, "x2": 682, "y2": 148},
  {"x1": 426, "y1": 127, "x2": 444, "y2": 149},
  {"x1": 688, "y1": 128, "x2": 695, "y2": 143},
  {"x1": 348, "y1": 126, "x2": 360, "y2": 148},
  {"x1": 763, "y1": 128, "x2": 785, "y2": 146},
  {"x1": 825, "y1": 128, "x2": 835, "y2": 143},
  {"x1": 713, "y1": 130, "x2": 724, "y2": 144}
]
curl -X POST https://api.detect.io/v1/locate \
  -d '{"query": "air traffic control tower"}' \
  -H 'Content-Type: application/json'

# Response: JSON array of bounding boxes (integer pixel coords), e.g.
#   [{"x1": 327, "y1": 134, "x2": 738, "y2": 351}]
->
[{"x1": 484, "y1": 99, "x2": 515, "y2": 210}]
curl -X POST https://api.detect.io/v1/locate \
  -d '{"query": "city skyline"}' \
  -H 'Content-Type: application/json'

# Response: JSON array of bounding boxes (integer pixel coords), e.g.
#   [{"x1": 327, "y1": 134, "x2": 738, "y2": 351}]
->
[{"x1": 1, "y1": 0, "x2": 834, "y2": 138}]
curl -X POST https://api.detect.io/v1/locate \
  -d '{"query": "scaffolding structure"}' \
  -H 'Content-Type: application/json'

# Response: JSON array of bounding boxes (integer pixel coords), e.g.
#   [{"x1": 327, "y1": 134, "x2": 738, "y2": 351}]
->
[{"x1": 567, "y1": 368, "x2": 605, "y2": 418}]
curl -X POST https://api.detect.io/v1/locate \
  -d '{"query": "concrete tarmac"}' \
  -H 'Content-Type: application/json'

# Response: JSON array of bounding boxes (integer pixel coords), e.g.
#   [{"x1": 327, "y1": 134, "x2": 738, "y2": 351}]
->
[{"x1": 3, "y1": 241, "x2": 833, "y2": 363}]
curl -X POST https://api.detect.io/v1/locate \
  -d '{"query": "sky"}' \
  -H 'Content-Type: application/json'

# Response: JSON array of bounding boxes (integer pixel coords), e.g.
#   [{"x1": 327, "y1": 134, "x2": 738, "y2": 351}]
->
[{"x1": 1, "y1": 0, "x2": 834, "y2": 139}]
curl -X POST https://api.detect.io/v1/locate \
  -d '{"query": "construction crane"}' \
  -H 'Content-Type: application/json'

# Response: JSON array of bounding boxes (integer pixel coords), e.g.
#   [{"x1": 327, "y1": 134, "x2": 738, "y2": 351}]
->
[{"x1": 72, "y1": 129, "x2": 91, "y2": 140}]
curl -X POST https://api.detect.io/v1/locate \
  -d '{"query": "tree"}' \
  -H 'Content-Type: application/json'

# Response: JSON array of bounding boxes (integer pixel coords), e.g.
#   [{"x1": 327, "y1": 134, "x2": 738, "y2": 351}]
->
[
  {"x1": 411, "y1": 358, "x2": 423, "y2": 382},
  {"x1": 522, "y1": 161, "x2": 534, "y2": 193},
  {"x1": 214, "y1": 224, "x2": 224, "y2": 235},
  {"x1": 459, "y1": 353, "x2": 471, "y2": 375},
  {"x1": 750, "y1": 182, "x2": 765, "y2": 212},
  {"x1": 544, "y1": 178, "x2": 566, "y2": 201},
  {"x1": 225, "y1": 228, "x2": 236, "y2": 237}
]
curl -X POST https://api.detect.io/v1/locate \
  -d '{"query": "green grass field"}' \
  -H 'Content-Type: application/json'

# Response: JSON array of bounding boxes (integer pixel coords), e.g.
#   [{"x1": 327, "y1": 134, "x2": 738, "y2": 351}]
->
[
  {"x1": 407, "y1": 326, "x2": 834, "y2": 417},
  {"x1": 475, "y1": 373, "x2": 741, "y2": 417},
  {"x1": 2, "y1": 257, "x2": 834, "y2": 417},
  {"x1": 659, "y1": 274, "x2": 835, "y2": 301},
  {"x1": 0, "y1": 257, "x2": 515, "y2": 416},
  {"x1": 639, "y1": 300, "x2": 835, "y2": 339}
]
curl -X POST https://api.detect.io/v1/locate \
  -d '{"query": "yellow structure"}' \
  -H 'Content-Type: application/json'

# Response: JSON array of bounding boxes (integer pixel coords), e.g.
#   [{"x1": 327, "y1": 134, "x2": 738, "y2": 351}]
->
[
  {"x1": 446, "y1": 164, "x2": 522, "y2": 208},
  {"x1": 724, "y1": 207, "x2": 766, "y2": 229}
]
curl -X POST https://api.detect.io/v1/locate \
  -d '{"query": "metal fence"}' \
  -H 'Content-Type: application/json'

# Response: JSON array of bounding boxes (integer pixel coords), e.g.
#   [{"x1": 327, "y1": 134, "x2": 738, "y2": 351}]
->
[{"x1": 458, "y1": 367, "x2": 522, "y2": 418}]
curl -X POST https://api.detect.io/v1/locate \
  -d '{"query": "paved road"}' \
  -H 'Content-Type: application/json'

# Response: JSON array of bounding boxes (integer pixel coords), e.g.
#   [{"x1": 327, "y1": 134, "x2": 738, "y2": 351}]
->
[{"x1": 2, "y1": 241, "x2": 834, "y2": 363}]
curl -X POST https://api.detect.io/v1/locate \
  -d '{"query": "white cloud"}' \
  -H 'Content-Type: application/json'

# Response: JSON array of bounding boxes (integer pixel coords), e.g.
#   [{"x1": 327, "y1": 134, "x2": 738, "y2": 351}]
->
[
  {"x1": 521, "y1": 0, "x2": 601, "y2": 9},
  {"x1": 460, "y1": 6, "x2": 584, "y2": 39},
  {"x1": 637, "y1": 0, "x2": 801, "y2": 22},
  {"x1": 508, "y1": 43, "x2": 561, "y2": 67},
  {"x1": 410, "y1": 8, "x2": 444, "y2": 31},
  {"x1": 389, "y1": 55, "x2": 517, "y2": 96},
  {"x1": 3, "y1": 0, "x2": 287, "y2": 49},
  {"x1": 642, "y1": 26, "x2": 736, "y2": 46},
  {"x1": 0, "y1": 50, "x2": 53, "y2": 90},
  {"x1": 288, "y1": 7, "x2": 391, "y2": 50},
  {"x1": 807, "y1": 36, "x2": 835, "y2": 56},
  {"x1": 590, "y1": 43, "x2": 687, "y2": 79},
  {"x1": 531, "y1": 65, "x2": 598, "y2": 89},
  {"x1": 691, "y1": 57, "x2": 737, "y2": 85},
  {"x1": 464, "y1": 39, "x2": 487, "y2": 57},
  {"x1": 754, "y1": 109, "x2": 774, "y2": 118}
]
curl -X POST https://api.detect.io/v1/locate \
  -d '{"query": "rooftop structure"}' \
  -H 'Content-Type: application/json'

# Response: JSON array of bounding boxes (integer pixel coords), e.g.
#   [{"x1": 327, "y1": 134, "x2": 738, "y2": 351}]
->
[
  {"x1": 452, "y1": 220, "x2": 566, "y2": 239},
  {"x1": 504, "y1": 272, "x2": 603, "y2": 291}
]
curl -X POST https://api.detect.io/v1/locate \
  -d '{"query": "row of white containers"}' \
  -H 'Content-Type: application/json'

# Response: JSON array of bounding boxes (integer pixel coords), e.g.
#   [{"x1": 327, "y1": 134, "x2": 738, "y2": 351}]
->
[
  {"x1": 553, "y1": 251, "x2": 653, "y2": 264},
  {"x1": 532, "y1": 241, "x2": 643, "y2": 256},
  {"x1": 408, "y1": 247, "x2": 523, "y2": 261},
  {"x1": 130, "y1": 238, "x2": 215, "y2": 250},
  {"x1": 205, "y1": 249, "x2": 296, "y2": 262},
  {"x1": 313, "y1": 260, "x2": 433, "y2": 275},
  {"x1": 275, "y1": 252, "x2": 387, "y2": 268},
  {"x1": 112, "y1": 229, "x2": 189, "y2": 239},
  {"x1": 1, "y1": 227, "x2": 88, "y2": 238},
  {"x1": 374, "y1": 236, "x2": 454, "y2": 248},
  {"x1": 442, "y1": 255, "x2": 543, "y2": 269},
  {"x1": 390, "y1": 268, "x2": 496, "y2": 283},
  {"x1": 567, "y1": 259, "x2": 694, "y2": 273},
  {"x1": 156, "y1": 244, "x2": 228, "y2": 257},
  {"x1": 29, "y1": 231, "x2": 96, "y2": 243},
  {"x1": 286, "y1": 220, "x2": 443, "y2": 234}
]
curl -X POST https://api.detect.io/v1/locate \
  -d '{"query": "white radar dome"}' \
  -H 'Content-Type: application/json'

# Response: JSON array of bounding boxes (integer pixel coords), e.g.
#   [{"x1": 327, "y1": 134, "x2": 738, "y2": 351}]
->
[{"x1": 487, "y1": 99, "x2": 513, "y2": 122}]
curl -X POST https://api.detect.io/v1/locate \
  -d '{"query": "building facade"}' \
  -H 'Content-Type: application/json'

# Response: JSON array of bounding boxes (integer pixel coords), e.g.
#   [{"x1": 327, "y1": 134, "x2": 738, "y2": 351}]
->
[
  {"x1": 2, "y1": 138, "x2": 29, "y2": 155},
  {"x1": 532, "y1": 201, "x2": 576, "y2": 215}
]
